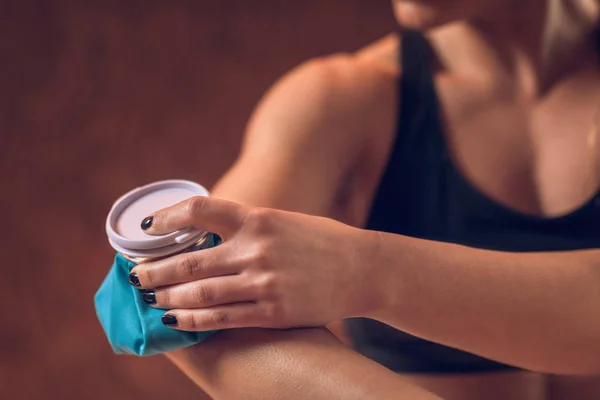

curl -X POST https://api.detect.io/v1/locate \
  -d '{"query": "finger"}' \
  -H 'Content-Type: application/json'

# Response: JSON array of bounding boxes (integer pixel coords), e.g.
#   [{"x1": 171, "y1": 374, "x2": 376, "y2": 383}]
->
[
  {"x1": 141, "y1": 196, "x2": 248, "y2": 239},
  {"x1": 161, "y1": 303, "x2": 266, "y2": 331},
  {"x1": 143, "y1": 276, "x2": 256, "y2": 309},
  {"x1": 130, "y1": 245, "x2": 236, "y2": 289}
]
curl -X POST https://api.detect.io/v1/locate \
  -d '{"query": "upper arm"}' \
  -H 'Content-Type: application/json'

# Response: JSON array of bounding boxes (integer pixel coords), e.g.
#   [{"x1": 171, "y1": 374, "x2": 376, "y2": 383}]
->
[{"x1": 211, "y1": 54, "x2": 397, "y2": 217}]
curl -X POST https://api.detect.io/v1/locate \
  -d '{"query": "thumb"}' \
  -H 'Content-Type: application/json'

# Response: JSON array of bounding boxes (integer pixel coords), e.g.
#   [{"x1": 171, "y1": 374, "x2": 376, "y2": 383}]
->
[{"x1": 141, "y1": 196, "x2": 247, "y2": 240}]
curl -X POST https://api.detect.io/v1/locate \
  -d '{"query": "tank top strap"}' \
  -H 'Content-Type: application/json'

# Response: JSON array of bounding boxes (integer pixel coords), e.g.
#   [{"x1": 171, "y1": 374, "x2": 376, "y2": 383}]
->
[{"x1": 394, "y1": 29, "x2": 447, "y2": 162}]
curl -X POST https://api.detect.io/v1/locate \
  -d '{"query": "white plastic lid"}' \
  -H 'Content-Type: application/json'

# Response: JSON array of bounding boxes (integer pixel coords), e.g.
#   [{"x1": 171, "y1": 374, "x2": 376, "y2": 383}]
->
[{"x1": 106, "y1": 180, "x2": 210, "y2": 259}]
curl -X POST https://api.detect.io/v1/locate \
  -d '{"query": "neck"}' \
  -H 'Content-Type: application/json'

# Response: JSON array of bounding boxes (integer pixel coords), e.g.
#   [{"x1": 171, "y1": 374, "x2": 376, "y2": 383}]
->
[{"x1": 436, "y1": 0, "x2": 599, "y2": 97}]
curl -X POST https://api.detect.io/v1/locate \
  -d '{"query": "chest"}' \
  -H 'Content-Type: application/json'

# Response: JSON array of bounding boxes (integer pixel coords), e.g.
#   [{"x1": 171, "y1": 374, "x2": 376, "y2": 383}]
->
[
  {"x1": 359, "y1": 71, "x2": 600, "y2": 251},
  {"x1": 435, "y1": 72, "x2": 600, "y2": 218}
]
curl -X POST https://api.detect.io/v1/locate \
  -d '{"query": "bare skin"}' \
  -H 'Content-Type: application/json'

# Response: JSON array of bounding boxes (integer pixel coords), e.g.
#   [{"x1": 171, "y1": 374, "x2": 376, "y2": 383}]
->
[
  {"x1": 130, "y1": 1, "x2": 600, "y2": 399},
  {"x1": 165, "y1": 328, "x2": 442, "y2": 400}
]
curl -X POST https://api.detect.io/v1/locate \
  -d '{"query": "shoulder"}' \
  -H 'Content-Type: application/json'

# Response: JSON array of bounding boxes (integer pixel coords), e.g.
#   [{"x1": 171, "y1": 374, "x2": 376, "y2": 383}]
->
[
  {"x1": 230, "y1": 34, "x2": 402, "y2": 219},
  {"x1": 246, "y1": 34, "x2": 401, "y2": 154},
  {"x1": 285, "y1": 33, "x2": 401, "y2": 113}
]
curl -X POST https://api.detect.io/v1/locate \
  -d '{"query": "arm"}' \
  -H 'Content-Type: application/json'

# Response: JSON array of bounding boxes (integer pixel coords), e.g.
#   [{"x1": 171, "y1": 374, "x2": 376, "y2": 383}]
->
[
  {"x1": 135, "y1": 30, "x2": 599, "y2": 377},
  {"x1": 136, "y1": 49, "x2": 600, "y2": 377},
  {"x1": 147, "y1": 194, "x2": 600, "y2": 376},
  {"x1": 367, "y1": 234, "x2": 600, "y2": 375},
  {"x1": 154, "y1": 190, "x2": 600, "y2": 378},
  {"x1": 166, "y1": 328, "x2": 441, "y2": 400},
  {"x1": 163, "y1": 53, "x2": 416, "y2": 398}
]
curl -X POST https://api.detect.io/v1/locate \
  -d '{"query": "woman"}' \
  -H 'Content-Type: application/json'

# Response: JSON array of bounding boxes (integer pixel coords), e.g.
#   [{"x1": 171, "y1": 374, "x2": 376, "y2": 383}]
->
[{"x1": 130, "y1": 1, "x2": 600, "y2": 399}]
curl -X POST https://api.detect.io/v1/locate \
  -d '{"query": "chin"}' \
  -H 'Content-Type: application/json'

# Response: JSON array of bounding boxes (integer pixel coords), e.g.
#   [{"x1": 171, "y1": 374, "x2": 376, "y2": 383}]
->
[{"x1": 393, "y1": 1, "x2": 463, "y2": 31}]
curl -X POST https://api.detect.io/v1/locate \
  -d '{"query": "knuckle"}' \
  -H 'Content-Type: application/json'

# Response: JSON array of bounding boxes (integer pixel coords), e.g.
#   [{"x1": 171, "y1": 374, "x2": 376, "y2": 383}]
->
[
  {"x1": 142, "y1": 268, "x2": 154, "y2": 287},
  {"x1": 250, "y1": 240, "x2": 274, "y2": 267},
  {"x1": 252, "y1": 246, "x2": 269, "y2": 266},
  {"x1": 185, "y1": 196, "x2": 206, "y2": 219},
  {"x1": 209, "y1": 311, "x2": 229, "y2": 328},
  {"x1": 176, "y1": 256, "x2": 199, "y2": 279},
  {"x1": 157, "y1": 288, "x2": 170, "y2": 306},
  {"x1": 245, "y1": 207, "x2": 274, "y2": 233},
  {"x1": 184, "y1": 313, "x2": 201, "y2": 330},
  {"x1": 257, "y1": 274, "x2": 280, "y2": 298},
  {"x1": 262, "y1": 301, "x2": 284, "y2": 323},
  {"x1": 193, "y1": 283, "x2": 213, "y2": 305}
]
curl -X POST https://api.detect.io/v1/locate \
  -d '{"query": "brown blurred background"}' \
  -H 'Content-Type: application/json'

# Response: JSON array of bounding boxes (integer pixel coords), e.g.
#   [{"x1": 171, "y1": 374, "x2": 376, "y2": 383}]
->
[{"x1": 0, "y1": 1, "x2": 394, "y2": 399}]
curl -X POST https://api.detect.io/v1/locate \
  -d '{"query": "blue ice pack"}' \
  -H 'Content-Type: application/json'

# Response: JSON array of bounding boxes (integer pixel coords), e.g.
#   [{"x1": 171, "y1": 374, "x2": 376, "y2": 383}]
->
[{"x1": 94, "y1": 252, "x2": 218, "y2": 356}]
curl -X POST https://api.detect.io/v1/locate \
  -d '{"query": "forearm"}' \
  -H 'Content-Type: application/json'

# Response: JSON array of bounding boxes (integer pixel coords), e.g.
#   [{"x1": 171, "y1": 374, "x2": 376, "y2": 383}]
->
[
  {"x1": 163, "y1": 146, "x2": 416, "y2": 397},
  {"x1": 369, "y1": 232, "x2": 600, "y2": 374},
  {"x1": 166, "y1": 328, "x2": 441, "y2": 400}
]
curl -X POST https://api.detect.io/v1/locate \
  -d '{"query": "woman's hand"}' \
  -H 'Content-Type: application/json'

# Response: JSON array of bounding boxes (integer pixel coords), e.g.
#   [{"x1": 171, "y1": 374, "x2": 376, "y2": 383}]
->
[{"x1": 129, "y1": 196, "x2": 386, "y2": 331}]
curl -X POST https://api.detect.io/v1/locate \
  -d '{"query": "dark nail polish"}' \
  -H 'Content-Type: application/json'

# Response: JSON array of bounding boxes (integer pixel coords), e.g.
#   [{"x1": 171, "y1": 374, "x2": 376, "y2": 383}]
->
[
  {"x1": 128, "y1": 272, "x2": 141, "y2": 287},
  {"x1": 162, "y1": 314, "x2": 178, "y2": 326},
  {"x1": 142, "y1": 290, "x2": 156, "y2": 305},
  {"x1": 141, "y1": 216, "x2": 154, "y2": 231}
]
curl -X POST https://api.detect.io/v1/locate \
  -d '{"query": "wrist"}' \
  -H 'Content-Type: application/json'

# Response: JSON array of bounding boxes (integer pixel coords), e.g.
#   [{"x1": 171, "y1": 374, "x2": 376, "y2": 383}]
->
[{"x1": 351, "y1": 228, "x2": 397, "y2": 320}]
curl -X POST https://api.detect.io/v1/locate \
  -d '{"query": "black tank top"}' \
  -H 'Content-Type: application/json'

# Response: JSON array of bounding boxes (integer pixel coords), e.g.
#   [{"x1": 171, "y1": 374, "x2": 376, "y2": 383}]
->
[{"x1": 345, "y1": 30, "x2": 600, "y2": 373}]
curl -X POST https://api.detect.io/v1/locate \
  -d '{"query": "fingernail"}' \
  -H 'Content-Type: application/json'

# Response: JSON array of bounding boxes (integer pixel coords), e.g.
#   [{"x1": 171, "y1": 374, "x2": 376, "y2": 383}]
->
[
  {"x1": 162, "y1": 314, "x2": 178, "y2": 326},
  {"x1": 141, "y1": 216, "x2": 154, "y2": 231},
  {"x1": 128, "y1": 272, "x2": 141, "y2": 287},
  {"x1": 142, "y1": 290, "x2": 156, "y2": 304}
]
